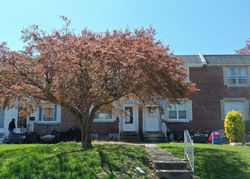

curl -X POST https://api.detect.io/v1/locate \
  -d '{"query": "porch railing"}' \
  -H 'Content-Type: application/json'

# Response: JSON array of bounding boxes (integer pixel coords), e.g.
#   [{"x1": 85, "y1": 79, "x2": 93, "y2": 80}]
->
[
  {"x1": 161, "y1": 121, "x2": 167, "y2": 138},
  {"x1": 184, "y1": 130, "x2": 194, "y2": 174}
]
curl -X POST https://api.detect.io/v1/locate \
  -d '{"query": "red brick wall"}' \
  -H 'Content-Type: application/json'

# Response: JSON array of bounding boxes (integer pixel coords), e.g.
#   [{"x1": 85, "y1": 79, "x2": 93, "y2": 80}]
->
[
  {"x1": 168, "y1": 66, "x2": 250, "y2": 132},
  {"x1": 34, "y1": 108, "x2": 119, "y2": 135},
  {"x1": 34, "y1": 66, "x2": 250, "y2": 135},
  {"x1": 91, "y1": 122, "x2": 119, "y2": 134}
]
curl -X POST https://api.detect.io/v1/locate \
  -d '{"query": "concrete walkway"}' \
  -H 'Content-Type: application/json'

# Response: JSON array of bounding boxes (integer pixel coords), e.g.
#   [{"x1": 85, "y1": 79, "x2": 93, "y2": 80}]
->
[
  {"x1": 145, "y1": 144, "x2": 193, "y2": 179},
  {"x1": 145, "y1": 144, "x2": 181, "y2": 161}
]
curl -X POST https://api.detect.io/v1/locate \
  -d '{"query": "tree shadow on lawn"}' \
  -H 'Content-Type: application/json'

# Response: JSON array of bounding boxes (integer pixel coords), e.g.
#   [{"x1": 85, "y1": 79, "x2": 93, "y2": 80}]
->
[
  {"x1": 0, "y1": 143, "x2": 149, "y2": 178},
  {"x1": 97, "y1": 144, "x2": 149, "y2": 178},
  {"x1": 98, "y1": 149, "x2": 132, "y2": 178},
  {"x1": 195, "y1": 148, "x2": 249, "y2": 179},
  {"x1": 160, "y1": 145, "x2": 249, "y2": 179},
  {"x1": 0, "y1": 145, "x2": 97, "y2": 178}
]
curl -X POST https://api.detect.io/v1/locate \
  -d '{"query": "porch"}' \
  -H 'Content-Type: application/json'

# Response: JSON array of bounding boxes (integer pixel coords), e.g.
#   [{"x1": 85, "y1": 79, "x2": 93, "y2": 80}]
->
[{"x1": 118, "y1": 103, "x2": 168, "y2": 142}]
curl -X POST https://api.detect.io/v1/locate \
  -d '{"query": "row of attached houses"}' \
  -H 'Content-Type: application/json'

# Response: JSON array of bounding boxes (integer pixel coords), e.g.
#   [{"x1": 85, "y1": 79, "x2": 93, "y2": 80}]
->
[{"x1": 1, "y1": 54, "x2": 250, "y2": 139}]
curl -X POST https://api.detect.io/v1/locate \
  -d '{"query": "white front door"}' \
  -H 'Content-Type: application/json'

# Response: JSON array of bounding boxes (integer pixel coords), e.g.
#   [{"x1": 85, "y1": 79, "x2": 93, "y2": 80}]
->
[
  {"x1": 144, "y1": 106, "x2": 160, "y2": 132},
  {"x1": 122, "y1": 106, "x2": 138, "y2": 132}
]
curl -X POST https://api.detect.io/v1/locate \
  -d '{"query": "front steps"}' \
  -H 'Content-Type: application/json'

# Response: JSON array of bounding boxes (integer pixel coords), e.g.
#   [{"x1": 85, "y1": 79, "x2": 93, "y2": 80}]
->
[
  {"x1": 143, "y1": 132, "x2": 168, "y2": 142},
  {"x1": 119, "y1": 132, "x2": 141, "y2": 142},
  {"x1": 155, "y1": 169, "x2": 191, "y2": 179},
  {"x1": 146, "y1": 145, "x2": 193, "y2": 179},
  {"x1": 119, "y1": 132, "x2": 168, "y2": 142},
  {"x1": 154, "y1": 160, "x2": 187, "y2": 170}
]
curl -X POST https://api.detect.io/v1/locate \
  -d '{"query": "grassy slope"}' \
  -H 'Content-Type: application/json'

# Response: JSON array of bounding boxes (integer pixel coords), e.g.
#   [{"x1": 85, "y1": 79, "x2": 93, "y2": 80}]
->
[
  {"x1": 0, "y1": 142, "x2": 150, "y2": 179},
  {"x1": 158, "y1": 143, "x2": 250, "y2": 179}
]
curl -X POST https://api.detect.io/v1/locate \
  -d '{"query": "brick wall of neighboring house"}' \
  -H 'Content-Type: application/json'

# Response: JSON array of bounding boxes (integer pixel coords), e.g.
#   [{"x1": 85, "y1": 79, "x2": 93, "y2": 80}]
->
[
  {"x1": 34, "y1": 65, "x2": 250, "y2": 135},
  {"x1": 91, "y1": 122, "x2": 119, "y2": 135},
  {"x1": 167, "y1": 66, "x2": 250, "y2": 132},
  {"x1": 34, "y1": 108, "x2": 119, "y2": 135}
]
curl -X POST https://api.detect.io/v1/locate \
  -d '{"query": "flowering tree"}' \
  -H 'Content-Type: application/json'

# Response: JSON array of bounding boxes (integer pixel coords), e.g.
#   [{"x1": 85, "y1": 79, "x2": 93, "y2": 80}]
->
[
  {"x1": 0, "y1": 18, "x2": 196, "y2": 149},
  {"x1": 236, "y1": 39, "x2": 250, "y2": 54}
]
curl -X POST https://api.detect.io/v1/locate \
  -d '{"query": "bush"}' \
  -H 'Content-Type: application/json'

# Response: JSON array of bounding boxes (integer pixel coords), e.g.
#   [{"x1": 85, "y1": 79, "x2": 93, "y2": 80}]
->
[{"x1": 224, "y1": 110, "x2": 245, "y2": 143}]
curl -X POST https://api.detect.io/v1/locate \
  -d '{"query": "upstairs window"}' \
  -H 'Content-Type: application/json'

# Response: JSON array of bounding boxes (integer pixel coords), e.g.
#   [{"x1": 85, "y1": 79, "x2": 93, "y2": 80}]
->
[{"x1": 227, "y1": 67, "x2": 247, "y2": 85}]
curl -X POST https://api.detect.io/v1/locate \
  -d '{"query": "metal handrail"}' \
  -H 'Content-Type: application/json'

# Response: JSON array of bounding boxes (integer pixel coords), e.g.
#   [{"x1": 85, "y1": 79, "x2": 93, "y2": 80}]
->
[{"x1": 184, "y1": 130, "x2": 194, "y2": 174}]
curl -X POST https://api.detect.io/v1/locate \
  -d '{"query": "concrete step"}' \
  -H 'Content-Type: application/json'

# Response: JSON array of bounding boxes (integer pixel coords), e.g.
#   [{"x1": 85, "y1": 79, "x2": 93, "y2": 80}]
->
[
  {"x1": 143, "y1": 136, "x2": 167, "y2": 143},
  {"x1": 155, "y1": 169, "x2": 192, "y2": 179},
  {"x1": 119, "y1": 133, "x2": 141, "y2": 142},
  {"x1": 143, "y1": 132, "x2": 164, "y2": 138},
  {"x1": 120, "y1": 134, "x2": 139, "y2": 138},
  {"x1": 120, "y1": 132, "x2": 138, "y2": 136},
  {"x1": 143, "y1": 136, "x2": 165, "y2": 140},
  {"x1": 154, "y1": 160, "x2": 187, "y2": 170},
  {"x1": 143, "y1": 132, "x2": 168, "y2": 142}
]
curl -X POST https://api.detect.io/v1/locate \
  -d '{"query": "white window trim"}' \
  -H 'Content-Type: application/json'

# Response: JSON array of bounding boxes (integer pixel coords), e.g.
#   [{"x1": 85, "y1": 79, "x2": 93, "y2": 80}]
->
[
  {"x1": 221, "y1": 98, "x2": 249, "y2": 121},
  {"x1": 167, "y1": 102, "x2": 189, "y2": 122},
  {"x1": 36, "y1": 104, "x2": 61, "y2": 124},
  {"x1": 184, "y1": 67, "x2": 190, "y2": 82},
  {"x1": 224, "y1": 66, "x2": 248, "y2": 87},
  {"x1": 93, "y1": 108, "x2": 115, "y2": 123}
]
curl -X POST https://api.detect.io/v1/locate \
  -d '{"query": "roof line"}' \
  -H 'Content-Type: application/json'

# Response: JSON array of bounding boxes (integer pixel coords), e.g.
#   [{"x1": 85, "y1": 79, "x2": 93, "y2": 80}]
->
[{"x1": 199, "y1": 52, "x2": 208, "y2": 65}]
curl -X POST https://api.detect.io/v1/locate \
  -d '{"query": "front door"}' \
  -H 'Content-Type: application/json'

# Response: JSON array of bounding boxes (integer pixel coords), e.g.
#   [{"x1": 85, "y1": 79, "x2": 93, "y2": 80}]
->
[
  {"x1": 122, "y1": 106, "x2": 137, "y2": 132},
  {"x1": 145, "y1": 106, "x2": 160, "y2": 132}
]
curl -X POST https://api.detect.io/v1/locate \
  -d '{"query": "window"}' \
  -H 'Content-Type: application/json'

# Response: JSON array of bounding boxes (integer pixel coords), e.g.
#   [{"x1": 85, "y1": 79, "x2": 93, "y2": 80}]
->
[
  {"x1": 159, "y1": 106, "x2": 165, "y2": 116},
  {"x1": 125, "y1": 107, "x2": 133, "y2": 124},
  {"x1": 94, "y1": 105, "x2": 113, "y2": 122},
  {"x1": 94, "y1": 112, "x2": 112, "y2": 120},
  {"x1": 158, "y1": 106, "x2": 165, "y2": 119},
  {"x1": 39, "y1": 104, "x2": 57, "y2": 122},
  {"x1": 147, "y1": 106, "x2": 157, "y2": 118},
  {"x1": 223, "y1": 100, "x2": 246, "y2": 119},
  {"x1": 227, "y1": 67, "x2": 247, "y2": 85},
  {"x1": 169, "y1": 102, "x2": 187, "y2": 120}
]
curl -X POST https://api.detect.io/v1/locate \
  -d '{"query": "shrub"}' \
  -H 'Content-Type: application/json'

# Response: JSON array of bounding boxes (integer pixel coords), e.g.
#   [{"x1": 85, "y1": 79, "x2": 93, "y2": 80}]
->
[{"x1": 224, "y1": 110, "x2": 245, "y2": 143}]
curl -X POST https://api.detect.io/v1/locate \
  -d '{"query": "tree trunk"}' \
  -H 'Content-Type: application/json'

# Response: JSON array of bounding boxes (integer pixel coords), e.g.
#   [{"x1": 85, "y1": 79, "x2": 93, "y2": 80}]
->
[{"x1": 80, "y1": 113, "x2": 93, "y2": 149}]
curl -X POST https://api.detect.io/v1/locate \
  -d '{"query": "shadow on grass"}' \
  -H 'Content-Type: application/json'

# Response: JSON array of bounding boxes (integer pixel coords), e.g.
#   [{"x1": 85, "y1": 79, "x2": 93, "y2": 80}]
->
[
  {"x1": 98, "y1": 149, "x2": 133, "y2": 178},
  {"x1": 195, "y1": 148, "x2": 248, "y2": 179},
  {"x1": 0, "y1": 143, "x2": 149, "y2": 179},
  {"x1": 160, "y1": 145, "x2": 249, "y2": 179}
]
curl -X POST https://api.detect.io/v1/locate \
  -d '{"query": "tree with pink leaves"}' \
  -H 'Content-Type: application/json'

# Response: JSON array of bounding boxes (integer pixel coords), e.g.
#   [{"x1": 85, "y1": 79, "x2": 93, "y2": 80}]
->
[{"x1": 0, "y1": 18, "x2": 196, "y2": 149}]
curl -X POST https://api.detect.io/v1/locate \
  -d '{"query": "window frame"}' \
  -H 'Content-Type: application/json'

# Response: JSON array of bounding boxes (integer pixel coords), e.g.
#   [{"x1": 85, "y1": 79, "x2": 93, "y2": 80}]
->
[
  {"x1": 93, "y1": 110, "x2": 114, "y2": 123},
  {"x1": 168, "y1": 102, "x2": 188, "y2": 122},
  {"x1": 221, "y1": 98, "x2": 248, "y2": 121},
  {"x1": 124, "y1": 106, "x2": 134, "y2": 124},
  {"x1": 36, "y1": 104, "x2": 60, "y2": 124},
  {"x1": 226, "y1": 66, "x2": 247, "y2": 86}
]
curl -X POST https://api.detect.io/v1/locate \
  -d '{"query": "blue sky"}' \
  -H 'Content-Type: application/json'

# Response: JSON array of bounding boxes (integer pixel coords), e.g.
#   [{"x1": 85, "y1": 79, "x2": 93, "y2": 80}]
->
[{"x1": 0, "y1": 0, "x2": 250, "y2": 54}]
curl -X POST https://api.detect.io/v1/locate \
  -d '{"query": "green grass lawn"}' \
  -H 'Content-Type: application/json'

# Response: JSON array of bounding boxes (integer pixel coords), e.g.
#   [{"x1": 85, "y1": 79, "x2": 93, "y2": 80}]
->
[
  {"x1": 0, "y1": 142, "x2": 151, "y2": 179},
  {"x1": 158, "y1": 143, "x2": 250, "y2": 179}
]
